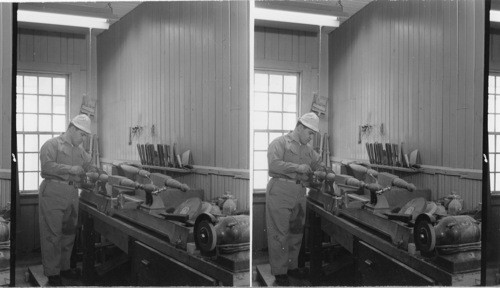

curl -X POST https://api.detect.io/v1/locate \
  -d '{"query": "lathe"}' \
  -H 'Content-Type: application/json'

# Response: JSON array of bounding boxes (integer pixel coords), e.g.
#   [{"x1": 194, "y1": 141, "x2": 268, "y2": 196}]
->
[
  {"x1": 78, "y1": 163, "x2": 249, "y2": 286},
  {"x1": 306, "y1": 162, "x2": 481, "y2": 286}
]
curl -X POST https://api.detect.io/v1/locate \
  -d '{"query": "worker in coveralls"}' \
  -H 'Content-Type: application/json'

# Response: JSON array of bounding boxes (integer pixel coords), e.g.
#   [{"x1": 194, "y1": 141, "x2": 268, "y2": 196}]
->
[
  {"x1": 266, "y1": 112, "x2": 322, "y2": 286},
  {"x1": 39, "y1": 114, "x2": 92, "y2": 286}
]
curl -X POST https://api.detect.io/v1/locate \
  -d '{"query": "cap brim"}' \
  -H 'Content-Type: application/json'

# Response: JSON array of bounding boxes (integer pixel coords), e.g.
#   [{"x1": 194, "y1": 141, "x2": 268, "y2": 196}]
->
[{"x1": 300, "y1": 121, "x2": 319, "y2": 133}]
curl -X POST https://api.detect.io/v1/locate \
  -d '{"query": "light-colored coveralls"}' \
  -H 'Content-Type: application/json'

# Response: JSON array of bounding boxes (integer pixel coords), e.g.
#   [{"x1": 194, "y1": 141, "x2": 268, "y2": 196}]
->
[
  {"x1": 266, "y1": 131, "x2": 322, "y2": 276},
  {"x1": 39, "y1": 134, "x2": 91, "y2": 276}
]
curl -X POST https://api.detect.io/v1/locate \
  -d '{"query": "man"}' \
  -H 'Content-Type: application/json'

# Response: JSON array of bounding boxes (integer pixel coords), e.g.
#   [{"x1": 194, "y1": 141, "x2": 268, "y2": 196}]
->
[
  {"x1": 266, "y1": 112, "x2": 323, "y2": 286},
  {"x1": 39, "y1": 114, "x2": 93, "y2": 286}
]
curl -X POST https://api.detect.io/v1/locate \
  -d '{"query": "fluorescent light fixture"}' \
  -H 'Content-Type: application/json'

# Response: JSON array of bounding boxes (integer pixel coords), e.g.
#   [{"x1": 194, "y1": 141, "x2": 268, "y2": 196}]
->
[
  {"x1": 254, "y1": 7, "x2": 339, "y2": 27},
  {"x1": 18, "y1": 10, "x2": 110, "y2": 29},
  {"x1": 492, "y1": 10, "x2": 500, "y2": 22}
]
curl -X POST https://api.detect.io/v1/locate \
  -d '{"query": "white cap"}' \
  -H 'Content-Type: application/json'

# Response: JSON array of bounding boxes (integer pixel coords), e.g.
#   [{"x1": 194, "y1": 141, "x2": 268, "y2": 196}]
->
[
  {"x1": 71, "y1": 114, "x2": 91, "y2": 134},
  {"x1": 298, "y1": 112, "x2": 319, "y2": 133}
]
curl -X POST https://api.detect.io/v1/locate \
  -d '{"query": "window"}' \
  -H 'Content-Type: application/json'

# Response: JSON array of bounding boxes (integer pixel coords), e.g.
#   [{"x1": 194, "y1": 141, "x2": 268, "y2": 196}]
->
[
  {"x1": 489, "y1": 74, "x2": 500, "y2": 194},
  {"x1": 253, "y1": 71, "x2": 299, "y2": 192},
  {"x1": 17, "y1": 73, "x2": 68, "y2": 193}
]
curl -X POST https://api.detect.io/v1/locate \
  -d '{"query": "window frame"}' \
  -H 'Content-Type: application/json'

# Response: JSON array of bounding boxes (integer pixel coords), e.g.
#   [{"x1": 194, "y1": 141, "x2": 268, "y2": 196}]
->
[
  {"x1": 16, "y1": 71, "x2": 70, "y2": 194},
  {"x1": 252, "y1": 69, "x2": 300, "y2": 194}
]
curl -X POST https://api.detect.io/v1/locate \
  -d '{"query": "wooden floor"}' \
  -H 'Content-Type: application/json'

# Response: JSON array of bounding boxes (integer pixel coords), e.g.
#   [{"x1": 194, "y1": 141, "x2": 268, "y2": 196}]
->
[
  {"x1": 14, "y1": 250, "x2": 131, "y2": 287},
  {"x1": 252, "y1": 247, "x2": 356, "y2": 287}
]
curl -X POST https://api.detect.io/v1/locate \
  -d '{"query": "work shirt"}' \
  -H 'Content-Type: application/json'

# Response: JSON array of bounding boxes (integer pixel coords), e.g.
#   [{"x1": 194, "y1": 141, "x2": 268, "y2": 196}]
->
[
  {"x1": 40, "y1": 134, "x2": 92, "y2": 182},
  {"x1": 268, "y1": 131, "x2": 322, "y2": 180}
]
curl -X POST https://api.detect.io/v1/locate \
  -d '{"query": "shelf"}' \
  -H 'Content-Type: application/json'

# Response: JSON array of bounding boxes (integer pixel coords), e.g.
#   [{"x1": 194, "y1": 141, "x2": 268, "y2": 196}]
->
[
  {"x1": 141, "y1": 165, "x2": 193, "y2": 174},
  {"x1": 367, "y1": 163, "x2": 420, "y2": 174}
]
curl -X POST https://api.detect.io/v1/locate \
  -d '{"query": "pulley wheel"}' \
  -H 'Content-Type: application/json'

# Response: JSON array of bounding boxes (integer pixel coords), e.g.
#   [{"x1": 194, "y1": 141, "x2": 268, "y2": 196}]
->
[
  {"x1": 195, "y1": 220, "x2": 217, "y2": 252},
  {"x1": 414, "y1": 219, "x2": 436, "y2": 253}
]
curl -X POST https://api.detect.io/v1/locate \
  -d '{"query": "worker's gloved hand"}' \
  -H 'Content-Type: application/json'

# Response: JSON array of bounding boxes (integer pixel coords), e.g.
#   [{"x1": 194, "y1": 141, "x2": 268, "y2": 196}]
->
[
  {"x1": 296, "y1": 164, "x2": 312, "y2": 174},
  {"x1": 69, "y1": 165, "x2": 85, "y2": 175}
]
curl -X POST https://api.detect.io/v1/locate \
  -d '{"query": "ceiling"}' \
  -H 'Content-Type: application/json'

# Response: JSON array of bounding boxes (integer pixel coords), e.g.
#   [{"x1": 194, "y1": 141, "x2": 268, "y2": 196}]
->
[
  {"x1": 17, "y1": 1, "x2": 372, "y2": 35},
  {"x1": 17, "y1": 2, "x2": 141, "y2": 35},
  {"x1": 254, "y1": 0, "x2": 373, "y2": 32}
]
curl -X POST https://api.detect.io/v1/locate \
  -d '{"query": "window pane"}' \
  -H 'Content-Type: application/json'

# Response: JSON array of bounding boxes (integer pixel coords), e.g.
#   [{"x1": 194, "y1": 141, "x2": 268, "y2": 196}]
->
[
  {"x1": 254, "y1": 171, "x2": 269, "y2": 190},
  {"x1": 24, "y1": 114, "x2": 38, "y2": 132},
  {"x1": 17, "y1": 135, "x2": 23, "y2": 153},
  {"x1": 24, "y1": 76, "x2": 37, "y2": 94},
  {"x1": 254, "y1": 92, "x2": 268, "y2": 111},
  {"x1": 496, "y1": 173, "x2": 500, "y2": 192},
  {"x1": 269, "y1": 113, "x2": 282, "y2": 130},
  {"x1": 497, "y1": 76, "x2": 500, "y2": 92},
  {"x1": 39, "y1": 135, "x2": 52, "y2": 150},
  {"x1": 497, "y1": 136, "x2": 500, "y2": 154},
  {"x1": 39, "y1": 115, "x2": 52, "y2": 132},
  {"x1": 489, "y1": 76, "x2": 495, "y2": 94},
  {"x1": 489, "y1": 114, "x2": 495, "y2": 133},
  {"x1": 17, "y1": 94, "x2": 23, "y2": 113},
  {"x1": 53, "y1": 115, "x2": 66, "y2": 132},
  {"x1": 254, "y1": 132, "x2": 268, "y2": 150},
  {"x1": 24, "y1": 95, "x2": 38, "y2": 113},
  {"x1": 16, "y1": 114, "x2": 23, "y2": 132},
  {"x1": 18, "y1": 153, "x2": 24, "y2": 172},
  {"x1": 496, "y1": 154, "x2": 500, "y2": 172},
  {"x1": 254, "y1": 151, "x2": 268, "y2": 170},
  {"x1": 283, "y1": 94, "x2": 297, "y2": 112},
  {"x1": 490, "y1": 135, "x2": 496, "y2": 152},
  {"x1": 18, "y1": 172, "x2": 24, "y2": 191},
  {"x1": 53, "y1": 97, "x2": 66, "y2": 114},
  {"x1": 254, "y1": 111, "x2": 268, "y2": 129},
  {"x1": 491, "y1": 173, "x2": 495, "y2": 192},
  {"x1": 269, "y1": 75, "x2": 283, "y2": 92},
  {"x1": 39, "y1": 96, "x2": 52, "y2": 113},
  {"x1": 496, "y1": 95, "x2": 500, "y2": 115},
  {"x1": 25, "y1": 135, "x2": 38, "y2": 152},
  {"x1": 24, "y1": 172, "x2": 39, "y2": 190},
  {"x1": 25, "y1": 153, "x2": 38, "y2": 171},
  {"x1": 255, "y1": 73, "x2": 268, "y2": 92},
  {"x1": 283, "y1": 113, "x2": 296, "y2": 131},
  {"x1": 269, "y1": 132, "x2": 282, "y2": 144},
  {"x1": 39, "y1": 77, "x2": 52, "y2": 94},
  {"x1": 269, "y1": 93, "x2": 282, "y2": 111},
  {"x1": 17, "y1": 75, "x2": 23, "y2": 93},
  {"x1": 53, "y1": 78, "x2": 66, "y2": 95},
  {"x1": 490, "y1": 154, "x2": 496, "y2": 174},
  {"x1": 283, "y1": 75, "x2": 297, "y2": 93}
]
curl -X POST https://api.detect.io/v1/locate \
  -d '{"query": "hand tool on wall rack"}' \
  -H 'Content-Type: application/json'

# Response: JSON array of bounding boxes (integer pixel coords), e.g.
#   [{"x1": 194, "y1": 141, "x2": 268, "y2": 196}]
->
[
  {"x1": 392, "y1": 143, "x2": 399, "y2": 166},
  {"x1": 157, "y1": 144, "x2": 165, "y2": 167},
  {"x1": 385, "y1": 143, "x2": 393, "y2": 166},
  {"x1": 164, "y1": 144, "x2": 170, "y2": 167},
  {"x1": 137, "y1": 144, "x2": 145, "y2": 165},
  {"x1": 366, "y1": 143, "x2": 373, "y2": 164}
]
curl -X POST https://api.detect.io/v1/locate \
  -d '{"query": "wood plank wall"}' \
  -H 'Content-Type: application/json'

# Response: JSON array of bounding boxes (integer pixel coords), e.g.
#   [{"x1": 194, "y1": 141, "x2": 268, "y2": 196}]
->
[
  {"x1": 1, "y1": 3, "x2": 12, "y2": 171},
  {"x1": 253, "y1": 27, "x2": 323, "y2": 251},
  {"x1": 0, "y1": 4, "x2": 12, "y2": 215},
  {"x1": 97, "y1": 2, "x2": 250, "y2": 209},
  {"x1": 16, "y1": 29, "x2": 92, "y2": 253},
  {"x1": 329, "y1": 0, "x2": 484, "y2": 169},
  {"x1": 17, "y1": 29, "x2": 94, "y2": 123},
  {"x1": 491, "y1": 32, "x2": 500, "y2": 72},
  {"x1": 328, "y1": 0, "x2": 484, "y2": 209}
]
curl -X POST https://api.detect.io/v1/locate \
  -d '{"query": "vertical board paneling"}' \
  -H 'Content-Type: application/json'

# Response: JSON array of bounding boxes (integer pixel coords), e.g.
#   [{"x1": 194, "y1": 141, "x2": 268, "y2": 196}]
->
[
  {"x1": 401, "y1": 173, "x2": 480, "y2": 211},
  {"x1": 97, "y1": 2, "x2": 249, "y2": 208},
  {"x1": 0, "y1": 179, "x2": 10, "y2": 210},
  {"x1": 329, "y1": 0, "x2": 484, "y2": 170},
  {"x1": 98, "y1": 1, "x2": 249, "y2": 170},
  {"x1": 1, "y1": 4, "x2": 12, "y2": 170}
]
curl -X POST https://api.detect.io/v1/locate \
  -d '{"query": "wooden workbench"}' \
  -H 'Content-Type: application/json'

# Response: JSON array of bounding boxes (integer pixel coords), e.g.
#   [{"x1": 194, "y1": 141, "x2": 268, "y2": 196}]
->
[
  {"x1": 307, "y1": 199, "x2": 480, "y2": 286},
  {"x1": 79, "y1": 201, "x2": 249, "y2": 286}
]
